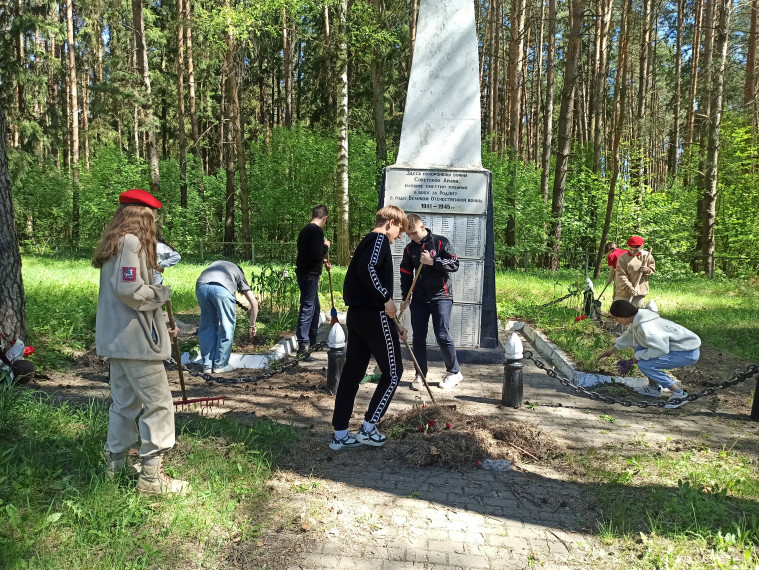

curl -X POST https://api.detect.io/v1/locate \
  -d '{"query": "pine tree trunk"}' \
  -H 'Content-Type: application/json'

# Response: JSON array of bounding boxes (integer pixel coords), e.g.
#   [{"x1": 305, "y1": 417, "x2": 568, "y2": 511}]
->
[
  {"x1": 746, "y1": 0, "x2": 757, "y2": 107},
  {"x1": 667, "y1": 0, "x2": 684, "y2": 178},
  {"x1": 371, "y1": 0, "x2": 387, "y2": 163},
  {"x1": 282, "y1": 6, "x2": 293, "y2": 127},
  {"x1": 548, "y1": 0, "x2": 584, "y2": 270},
  {"x1": 0, "y1": 100, "x2": 27, "y2": 341},
  {"x1": 592, "y1": 0, "x2": 612, "y2": 173},
  {"x1": 227, "y1": 6, "x2": 251, "y2": 258},
  {"x1": 178, "y1": 0, "x2": 188, "y2": 207},
  {"x1": 132, "y1": 0, "x2": 160, "y2": 195},
  {"x1": 683, "y1": 0, "x2": 703, "y2": 186},
  {"x1": 185, "y1": 0, "x2": 200, "y2": 152},
  {"x1": 66, "y1": 0, "x2": 80, "y2": 244},
  {"x1": 702, "y1": 0, "x2": 732, "y2": 275},
  {"x1": 539, "y1": 0, "x2": 556, "y2": 204},
  {"x1": 336, "y1": 0, "x2": 350, "y2": 264},
  {"x1": 594, "y1": 0, "x2": 631, "y2": 278}
]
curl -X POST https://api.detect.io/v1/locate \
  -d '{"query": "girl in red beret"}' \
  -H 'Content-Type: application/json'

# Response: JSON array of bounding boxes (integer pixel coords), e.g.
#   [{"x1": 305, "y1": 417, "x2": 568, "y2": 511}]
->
[
  {"x1": 92, "y1": 189, "x2": 190, "y2": 496},
  {"x1": 615, "y1": 236, "x2": 655, "y2": 308}
]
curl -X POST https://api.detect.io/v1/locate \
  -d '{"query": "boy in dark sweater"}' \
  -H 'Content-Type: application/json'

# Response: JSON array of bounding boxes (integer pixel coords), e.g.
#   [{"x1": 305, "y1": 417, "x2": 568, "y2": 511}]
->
[
  {"x1": 330, "y1": 205, "x2": 409, "y2": 450},
  {"x1": 295, "y1": 205, "x2": 331, "y2": 359}
]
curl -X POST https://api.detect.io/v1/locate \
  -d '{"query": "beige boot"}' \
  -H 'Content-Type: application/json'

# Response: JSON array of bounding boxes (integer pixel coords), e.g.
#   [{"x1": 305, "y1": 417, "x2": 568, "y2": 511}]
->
[
  {"x1": 136, "y1": 454, "x2": 191, "y2": 496},
  {"x1": 105, "y1": 451, "x2": 139, "y2": 480}
]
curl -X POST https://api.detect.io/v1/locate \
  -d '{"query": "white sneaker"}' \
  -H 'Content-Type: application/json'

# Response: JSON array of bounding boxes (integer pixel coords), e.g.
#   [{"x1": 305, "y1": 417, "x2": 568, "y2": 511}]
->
[
  {"x1": 439, "y1": 371, "x2": 463, "y2": 390},
  {"x1": 329, "y1": 432, "x2": 361, "y2": 451},
  {"x1": 214, "y1": 364, "x2": 236, "y2": 373},
  {"x1": 635, "y1": 385, "x2": 663, "y2": 398},
  {"x1": 356, "y1": 425, "x2": 387, "y2": 447},
  {"x1": 410, "y1": 374, "x2": 423, "y2": 391}
]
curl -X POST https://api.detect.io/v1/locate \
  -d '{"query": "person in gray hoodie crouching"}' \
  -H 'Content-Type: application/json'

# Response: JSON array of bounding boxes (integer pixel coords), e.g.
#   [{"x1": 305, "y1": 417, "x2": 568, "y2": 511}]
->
[{"x1": 600, "y1": 300, "x2": 701, "y2": 408}]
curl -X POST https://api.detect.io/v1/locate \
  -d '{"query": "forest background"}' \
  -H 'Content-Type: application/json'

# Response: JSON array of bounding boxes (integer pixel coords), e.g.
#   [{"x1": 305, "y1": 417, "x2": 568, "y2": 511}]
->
[{"x1": 2, "y1": 0, "x2": 759, "y2": 278}]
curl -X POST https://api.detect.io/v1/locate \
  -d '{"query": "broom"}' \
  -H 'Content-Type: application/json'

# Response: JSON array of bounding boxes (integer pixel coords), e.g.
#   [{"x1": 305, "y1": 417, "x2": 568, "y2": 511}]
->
[
  {"x1": 166, "y1": 299, "x2": 225, "y2": 412},
  {"x1": 326, "y1": 253, "x2": 339, "y2": 325}
]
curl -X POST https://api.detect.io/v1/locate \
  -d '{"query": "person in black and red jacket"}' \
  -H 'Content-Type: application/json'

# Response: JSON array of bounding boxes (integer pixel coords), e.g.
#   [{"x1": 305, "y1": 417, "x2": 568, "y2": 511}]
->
[
  {"x1": 400, "y1": 213, "x2": 463, "y2": 391},
  {"x1": 329, "y1": 205, "x2": 409, "y2": 451}
]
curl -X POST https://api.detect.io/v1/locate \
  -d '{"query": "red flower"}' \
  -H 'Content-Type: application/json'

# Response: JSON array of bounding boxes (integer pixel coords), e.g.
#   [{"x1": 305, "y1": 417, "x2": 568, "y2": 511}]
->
[
  {"x1": 446, "y1": 423, "x2": 452, "y2": 429},
  {"x1": 23, "y1": 346, "x2": 34, "y2": 356},
  {"x1": 574, "y1": 316, "x2": 581, "y2": 322},
  {"x1": 417, "y1": 425, "x2": 423, "y2": 431},
  {"x1": 580, "y1": 314, "x2": 587, "y2": 320},
  {"x1": 427, "y1": 420, "x2": 435, "y2": 427},
  {"x1": 477, "y1": 460, "x2": 482, "y2": 467}
]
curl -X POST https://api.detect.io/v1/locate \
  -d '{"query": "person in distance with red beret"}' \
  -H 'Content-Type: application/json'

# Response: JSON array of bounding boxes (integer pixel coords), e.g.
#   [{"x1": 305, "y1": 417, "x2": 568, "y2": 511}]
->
[{"x1": 615, "y1": 235, "x2": 655, "y2": 309}]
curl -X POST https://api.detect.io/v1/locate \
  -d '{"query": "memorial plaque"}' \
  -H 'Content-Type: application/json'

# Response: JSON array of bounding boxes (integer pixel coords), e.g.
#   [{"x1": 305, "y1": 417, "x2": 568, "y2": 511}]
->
[
  {"x1": 391, "y1": 213, "x2": 486, "y2": 259},
  {"x1": 392, "y1": 257, "x2": 484, "y2": 305},
  {"x1": 396, "y1": 303, "x2": 481, "y2": 348},
  {"x1": 384, "y1": 168, "x2": 488, "y2": 215}
]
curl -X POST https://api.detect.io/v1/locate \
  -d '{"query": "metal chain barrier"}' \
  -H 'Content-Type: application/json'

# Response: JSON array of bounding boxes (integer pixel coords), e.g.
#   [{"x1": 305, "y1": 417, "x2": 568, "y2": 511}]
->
[
  {"x1": 523, "y1": 350, "x2": 759, "y2": 408},
  {"x1": 165, "y1": 342, "x2": 326, "y2": 385},
  {"x1": 538, "y1": 290, "x2": 580, "y2": 308}
]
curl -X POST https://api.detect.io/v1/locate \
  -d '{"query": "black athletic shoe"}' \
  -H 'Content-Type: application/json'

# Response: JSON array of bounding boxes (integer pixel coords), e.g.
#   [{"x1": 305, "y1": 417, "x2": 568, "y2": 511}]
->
[
  {"x1": 329, "y1": 432, "x2": 361, "y2": 450},
  {"x1": 356, "y1": 426, "x2": 387, "y2": 447},
  {"x1": 297, "y1": 345, "x2": 315, "y2": 363}
]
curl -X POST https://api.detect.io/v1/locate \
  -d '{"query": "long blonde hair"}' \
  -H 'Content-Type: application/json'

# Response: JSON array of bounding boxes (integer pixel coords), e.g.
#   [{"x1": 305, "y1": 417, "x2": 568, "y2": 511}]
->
[{"x1": 92, "y1": 205, "x2": 159, "y2": 269}]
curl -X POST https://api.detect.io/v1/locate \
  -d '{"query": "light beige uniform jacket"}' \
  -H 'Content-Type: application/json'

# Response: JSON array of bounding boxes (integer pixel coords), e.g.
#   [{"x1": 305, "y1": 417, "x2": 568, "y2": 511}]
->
[
  {"x1": 615, "y1": 250, "x2": 656, "y2": 299},
  {"x1": 95, "y1": 234, "x2": 172, "y2": 361}
]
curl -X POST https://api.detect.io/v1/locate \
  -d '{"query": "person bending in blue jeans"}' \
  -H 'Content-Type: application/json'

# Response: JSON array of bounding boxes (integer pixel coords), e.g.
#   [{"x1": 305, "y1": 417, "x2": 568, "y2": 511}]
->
[
  {"x1": 600, "y1": 299, "x2": 700, "y2": 408},
  {"x1": 196, "y1": 261, "x2": 258, "y2": 373}
]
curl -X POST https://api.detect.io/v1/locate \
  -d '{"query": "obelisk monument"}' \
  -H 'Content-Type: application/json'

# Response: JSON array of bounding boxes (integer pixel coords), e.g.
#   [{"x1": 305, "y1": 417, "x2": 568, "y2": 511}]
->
[{"x1": 380, "y1": 0, "x2": 499, "y2": 357}]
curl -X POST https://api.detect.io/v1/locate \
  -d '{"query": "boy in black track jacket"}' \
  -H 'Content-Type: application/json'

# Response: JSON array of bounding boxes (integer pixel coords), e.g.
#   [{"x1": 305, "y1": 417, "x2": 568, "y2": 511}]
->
[
  {"x1": 329, "y1": 206, "x2": 409, "y2": 450},
  {"x1": 400, "y1": 214, "x2": 463, "y2": 390}
]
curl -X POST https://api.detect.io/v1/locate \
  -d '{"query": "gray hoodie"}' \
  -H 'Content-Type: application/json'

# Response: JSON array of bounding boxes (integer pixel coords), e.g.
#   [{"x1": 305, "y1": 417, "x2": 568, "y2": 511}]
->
[{"x1": 615, "y1": 308, "x2": 701, "y2": 361}]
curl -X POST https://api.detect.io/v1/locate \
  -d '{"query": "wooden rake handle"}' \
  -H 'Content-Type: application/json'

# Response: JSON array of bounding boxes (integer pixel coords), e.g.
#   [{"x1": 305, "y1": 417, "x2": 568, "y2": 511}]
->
[
  {"x1": 165, "y1": 299, "x2": 188, "y2": 401},
  {"x1": 392, "y1": 315, "x2": 435, "y2": 404},
  {"x1": 398, "y1": 263, "x2": 424, "y2": 319}
]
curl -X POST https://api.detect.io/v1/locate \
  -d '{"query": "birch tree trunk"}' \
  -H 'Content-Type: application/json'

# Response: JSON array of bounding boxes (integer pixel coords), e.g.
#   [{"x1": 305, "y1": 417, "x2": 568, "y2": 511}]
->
[
  {"x1": 336, "y1": 0, "x2": 350, "y2": 264},
  {"x1": 371, "y1": 0, "x2": 387, "y2": 163}
]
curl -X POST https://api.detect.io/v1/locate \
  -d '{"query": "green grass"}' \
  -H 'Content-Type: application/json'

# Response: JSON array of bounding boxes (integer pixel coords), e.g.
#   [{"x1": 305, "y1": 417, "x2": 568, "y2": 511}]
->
[
  {"x1": 0, "y1": 384, "x2": 298, "y2": 568},
  {"x1": 495, "y1": 269, "x2": 759, "y2": 364},
  {"x1": 565, "y1": 443, "x2": 759, "y2": 568}
]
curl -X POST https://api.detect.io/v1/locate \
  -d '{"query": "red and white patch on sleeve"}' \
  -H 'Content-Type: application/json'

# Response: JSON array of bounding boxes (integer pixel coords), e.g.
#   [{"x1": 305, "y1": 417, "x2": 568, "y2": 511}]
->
[{"x1": 121, "y1": 267, "x2": 137, "y2": 282}]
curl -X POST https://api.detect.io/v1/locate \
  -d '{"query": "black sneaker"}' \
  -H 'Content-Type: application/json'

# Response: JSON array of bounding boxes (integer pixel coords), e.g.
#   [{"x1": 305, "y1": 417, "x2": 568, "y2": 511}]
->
[
  {"x1": 297, "y1": 345, "x2": 315, "y2": 363},
  {"x1": 356, "y1": 425, "x2": 387, "y2": 447},
  {"x1": 329, "y1": 432, "x2": 361, "y2": 450}
]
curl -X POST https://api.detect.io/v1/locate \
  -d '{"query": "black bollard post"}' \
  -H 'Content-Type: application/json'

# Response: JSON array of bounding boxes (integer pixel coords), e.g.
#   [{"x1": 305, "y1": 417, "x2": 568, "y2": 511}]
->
[
  {"x1": 502, "y1": 333, "x2": 524, "y2": 408},
  {"x1": 502, "y1": 359, "x2": 524, "y2": 408},
  {"x1": 751, "y1": 378, "x2": 759, "y2": 421},
  {"x1": 326, "y1": 323, "x2": 346, "y2": 394}
]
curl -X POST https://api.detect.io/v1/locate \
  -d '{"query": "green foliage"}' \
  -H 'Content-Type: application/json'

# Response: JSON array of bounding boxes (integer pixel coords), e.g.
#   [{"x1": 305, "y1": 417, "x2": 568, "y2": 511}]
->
[{"x1": 0, "y1": 386, "x2": 298, "y2": 568}]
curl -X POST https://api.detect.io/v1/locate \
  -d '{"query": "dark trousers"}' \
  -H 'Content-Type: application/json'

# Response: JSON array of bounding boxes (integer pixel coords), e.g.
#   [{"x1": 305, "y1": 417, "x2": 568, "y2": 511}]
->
[
  {"x1": 410, "y1": 298, "x2": 460, "y2": 376},
  {"x1": 296, "y1": 275, "x2": 321, "y2": 347},
  {"x1": 332, "y1": 306, "x2": 404, "y2": 430}
]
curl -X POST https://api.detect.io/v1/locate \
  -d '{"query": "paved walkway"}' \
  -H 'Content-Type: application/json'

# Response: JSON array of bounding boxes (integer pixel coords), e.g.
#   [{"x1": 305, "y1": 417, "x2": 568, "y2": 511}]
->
[{"x1": 256, "y1": 327, "x2": 759, "y2": 569}]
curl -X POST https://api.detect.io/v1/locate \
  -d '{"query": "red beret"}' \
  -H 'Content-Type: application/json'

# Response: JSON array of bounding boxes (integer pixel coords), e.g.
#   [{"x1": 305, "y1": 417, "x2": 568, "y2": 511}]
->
[
  {"x1": 627, "y1": 235, "x2": 644, "y2": 247},
  {"x1": 119, "y1": 188, "x2": 162, "y2": 209}
]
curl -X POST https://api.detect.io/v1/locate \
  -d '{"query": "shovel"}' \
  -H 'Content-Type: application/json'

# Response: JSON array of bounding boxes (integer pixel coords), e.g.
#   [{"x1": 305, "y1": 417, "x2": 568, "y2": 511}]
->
[{"x1": 392, "y1": 315, "x2": 436, "y2": 404}]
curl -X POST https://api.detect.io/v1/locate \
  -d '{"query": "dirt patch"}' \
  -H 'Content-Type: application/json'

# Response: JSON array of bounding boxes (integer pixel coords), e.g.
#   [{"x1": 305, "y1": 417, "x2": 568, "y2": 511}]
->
[{"x1": 378, "y1": 403, "x2": 562, "y2": 470}]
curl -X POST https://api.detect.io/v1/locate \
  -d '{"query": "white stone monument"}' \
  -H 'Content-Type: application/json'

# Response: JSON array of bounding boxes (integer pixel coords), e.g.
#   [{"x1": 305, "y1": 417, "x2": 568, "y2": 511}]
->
[{"x1": 381, "y1": 0, "x2": 499, "y2": 356}]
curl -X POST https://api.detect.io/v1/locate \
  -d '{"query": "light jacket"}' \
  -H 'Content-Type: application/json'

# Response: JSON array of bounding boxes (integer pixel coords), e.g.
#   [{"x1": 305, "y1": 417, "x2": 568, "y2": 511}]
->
[
  {"x1": 95, "y1": 234, "x2": 172, "y2": 361},
  {"x1": 615, "y1": 309, "x2": 701, "y2": 361},
  {"x1": 615, "y1": 250, "x2": 655, "y2": 298}
]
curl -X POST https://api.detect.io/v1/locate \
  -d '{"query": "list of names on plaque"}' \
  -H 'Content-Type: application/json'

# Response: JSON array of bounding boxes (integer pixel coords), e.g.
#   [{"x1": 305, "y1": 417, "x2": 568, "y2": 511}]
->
[
  {"x1": 390, "y1": 213, "x2": 486, "y2": 259},
  {"x1": 396, "y1": 303, "x2": 481, "y2": 348},
  {"x1": 391, "y1": 257, "x2": 483, "y2": 305}
]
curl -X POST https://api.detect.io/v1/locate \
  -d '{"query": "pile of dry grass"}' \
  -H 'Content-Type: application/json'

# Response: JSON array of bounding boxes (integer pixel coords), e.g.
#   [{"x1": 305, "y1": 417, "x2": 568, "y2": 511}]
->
[{"x1": 380, "y1": 404, "x2": 562, "y2": 470}]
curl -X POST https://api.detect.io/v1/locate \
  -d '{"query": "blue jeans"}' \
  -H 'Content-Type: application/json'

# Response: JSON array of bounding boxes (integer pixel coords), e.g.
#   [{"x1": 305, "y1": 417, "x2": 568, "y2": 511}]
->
[
  {"x1": 296, "y1": 276, "x2": 321, "y2": 347},
  {"x1": 636, "y1": 345, "x2": 700, "y2": 389},
  {"x1": 410, "y1": 299, "x2": 460, "y2": 377},
  {"x1": 196, "y1": 283, "x2": 237, "y2": 370}
]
